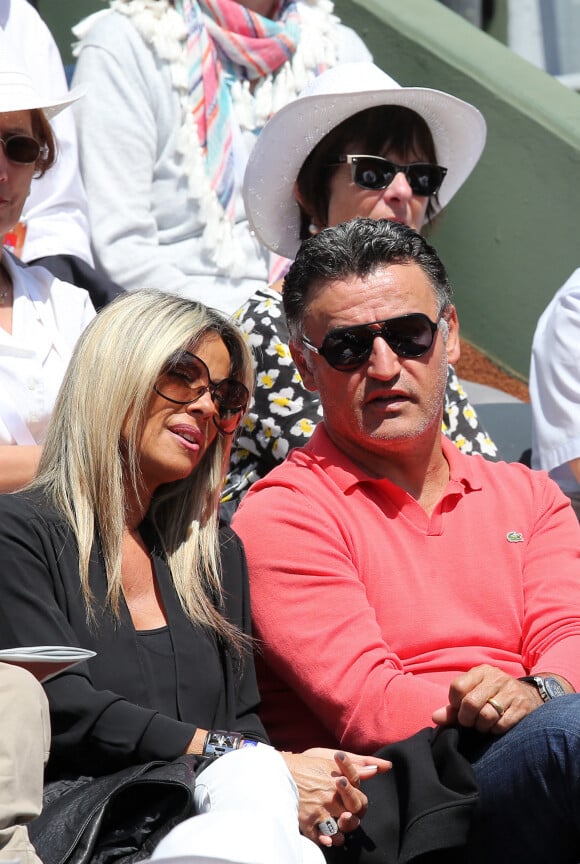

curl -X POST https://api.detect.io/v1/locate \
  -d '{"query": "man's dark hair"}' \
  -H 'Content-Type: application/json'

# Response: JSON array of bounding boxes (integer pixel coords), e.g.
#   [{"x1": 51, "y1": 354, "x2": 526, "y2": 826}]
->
[{"x1": 283, "y1": 217, "x2": 453, "y2": 339}]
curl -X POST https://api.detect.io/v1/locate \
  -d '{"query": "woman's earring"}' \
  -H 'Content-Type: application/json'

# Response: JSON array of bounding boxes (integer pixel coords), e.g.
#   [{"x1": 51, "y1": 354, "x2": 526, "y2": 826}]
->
[{"x1": 308, "y1": 223, "x2": 319, "y2": 236}]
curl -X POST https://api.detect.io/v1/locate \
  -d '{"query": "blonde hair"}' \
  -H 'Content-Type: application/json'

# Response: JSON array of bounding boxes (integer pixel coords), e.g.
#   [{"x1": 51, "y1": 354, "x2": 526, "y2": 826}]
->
[{"x1": 32, "y1": 291, "x2": 254, "y2": 649}]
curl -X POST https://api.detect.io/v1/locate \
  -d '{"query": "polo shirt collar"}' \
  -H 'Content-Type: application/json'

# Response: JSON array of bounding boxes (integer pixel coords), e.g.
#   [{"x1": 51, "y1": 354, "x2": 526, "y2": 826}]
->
[
  {"x1": 304, "y1": 423, "x2": 483, "y2": 497},
  {"x1": 441, "y1": 435, "x2": 484, "y2": 494}
]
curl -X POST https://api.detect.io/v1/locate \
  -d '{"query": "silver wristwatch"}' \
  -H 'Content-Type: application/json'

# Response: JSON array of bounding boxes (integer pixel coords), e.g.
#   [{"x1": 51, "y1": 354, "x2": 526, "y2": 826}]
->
[
  {"x1": 202, "y1": 730, "x2": 243, "y2": 759},
  {"x1": 519, "y1": 675, "x2": 566, "y2": 702}
]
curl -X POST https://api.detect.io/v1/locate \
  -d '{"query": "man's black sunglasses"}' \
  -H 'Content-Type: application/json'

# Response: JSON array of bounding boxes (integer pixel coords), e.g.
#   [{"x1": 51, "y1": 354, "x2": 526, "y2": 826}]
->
[
  {"x1": 331, "y1": 155, "x2": 447, "y2": 197},
  {"x1": 302, "y1": 313, "x2": 441, "y2": 371},
  {"x1": 154, "y1": 351, "x2": 249, "y2": 435}
]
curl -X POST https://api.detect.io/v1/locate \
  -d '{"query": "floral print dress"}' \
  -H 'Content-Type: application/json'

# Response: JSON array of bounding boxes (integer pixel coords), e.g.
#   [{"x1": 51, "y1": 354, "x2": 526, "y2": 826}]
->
[{"x1": 222, "y1": 287, "x2": 498, "y2": 509}]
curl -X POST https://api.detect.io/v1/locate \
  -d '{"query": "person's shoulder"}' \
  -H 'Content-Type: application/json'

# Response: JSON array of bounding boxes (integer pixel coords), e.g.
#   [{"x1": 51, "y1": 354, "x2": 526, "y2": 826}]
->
[
  {"x1": 536, "y1": 267, "x2": 580, "y2": 329},
  {"x1": 73, "y1": 8, "x2": 157, "y2": 74},
  {"x1": 44, "y1": 273, "x2": 92, "y2": 310},
  {"x1": 12, "y1": 258, "x2": 93, "y2": 320},
  {"x1": 334, "y1": 23, "x2": 373, "y2": 63},
  {"x1": 0, "y1": 487, "x2": 60, "y2": 526},
  {"x1": 547, "y1": 268, "x2": 580, "y2": 319},
  {"x1": 75, "y1": 9, "x2": 138, "y2": 49},
  {"x1": 250, "y1": 441, "x2": 317, "y2": 487},
  {"x1": 10, "y1": 255, "x2": 86, "y2": 297},
  {"x1": 219, "y1": 525, "x2": 246, "y2": 566},
  {"x1": 454, "y1": 445, "x2": 534, "y2": 479},
  {"x1": 296, "y1": 0, "x2": 371, "y2": 63},
  {"x1": 4, "y1": 0, "x2": 47, "y2": 33},
  {"x1": 73, "y1": 8, "x2": 170, "y2": 96},
  {"x1": 219, "y1": 524, "x2": 242, "y2": 548},
  {"x1": 218, "y1": 527, "x2": 249, "y2": 598},
  {"x1": 458, "y1": 448, "x2": 567, "y2": 505},
  {"x1": 558, "y1": 267, "x2": 580, "y2": 294},
  {"x1": 232, "y1": 440, "x2": 327, "y2": 534}
]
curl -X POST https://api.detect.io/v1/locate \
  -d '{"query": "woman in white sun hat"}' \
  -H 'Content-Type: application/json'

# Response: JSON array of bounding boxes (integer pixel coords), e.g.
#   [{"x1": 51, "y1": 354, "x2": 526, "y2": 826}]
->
[
  {"x1": 0, "y1": 47, "x2": 94, "y2": 492},
  {"x1": 222, "y1": 61, "x2": 496, "y2": 514}
]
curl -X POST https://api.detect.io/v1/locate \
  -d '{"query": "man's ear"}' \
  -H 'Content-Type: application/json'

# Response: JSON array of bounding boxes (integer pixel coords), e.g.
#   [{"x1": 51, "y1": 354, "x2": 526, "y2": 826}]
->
[
  {"x1": 289, "y1": 338, "x2": 318, "y2": 392},
  {"x1": 445, "y1": 305, "x2": 461, "y2": 365}
]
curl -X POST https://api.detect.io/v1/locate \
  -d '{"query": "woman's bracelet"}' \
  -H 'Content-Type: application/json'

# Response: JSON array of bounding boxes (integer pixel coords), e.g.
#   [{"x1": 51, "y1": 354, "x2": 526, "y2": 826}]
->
[{"x1": 202, "y1": 729, "x2": 269, "y2": 759}]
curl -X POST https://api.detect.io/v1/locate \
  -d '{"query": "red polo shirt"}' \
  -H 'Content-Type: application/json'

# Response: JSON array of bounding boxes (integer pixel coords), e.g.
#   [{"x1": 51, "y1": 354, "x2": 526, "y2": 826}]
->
[{"x1": 233, "y1": 424, "x2": 580, "y2": 752}]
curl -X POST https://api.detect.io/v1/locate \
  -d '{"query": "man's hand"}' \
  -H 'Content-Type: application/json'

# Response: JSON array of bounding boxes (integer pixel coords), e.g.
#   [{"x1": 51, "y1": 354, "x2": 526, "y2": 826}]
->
[
  {"x1": 432, "y1": 664, "x2": 545, "y2": 735},
  {"x1": 281, "y1": 749, "x2": 391, "y2": 847}
]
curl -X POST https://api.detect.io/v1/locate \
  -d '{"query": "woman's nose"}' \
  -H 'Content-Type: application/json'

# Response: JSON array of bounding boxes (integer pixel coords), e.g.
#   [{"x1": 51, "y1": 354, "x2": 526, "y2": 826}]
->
[
  {"x1": 185, "y1": 388, "x2": 218, "y2": 420},
  {"x1": 383, "y1": 170, "x2": 414, "y2": 202}
]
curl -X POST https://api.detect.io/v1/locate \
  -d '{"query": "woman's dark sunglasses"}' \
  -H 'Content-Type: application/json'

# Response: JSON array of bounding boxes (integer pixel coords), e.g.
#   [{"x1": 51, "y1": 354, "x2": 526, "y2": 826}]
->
[
  {"x1": 154, "y1": 351, "x2": 249, "y2": 435},
  {"x1": 331, "y1": 154, "x2": 447, "y2": 197},
  {"x1": 302, "y1": 313, "x2": 440, "y2": 371},
  {"x1": 0, "y1": 135, "x2": 42, "y2": 164}
]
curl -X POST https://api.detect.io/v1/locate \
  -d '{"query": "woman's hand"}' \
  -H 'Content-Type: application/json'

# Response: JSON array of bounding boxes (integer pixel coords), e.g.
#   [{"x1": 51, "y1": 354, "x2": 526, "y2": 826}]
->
[
  {"x1": 305, "y1": 747, "x2": 392, "y2": 782},
  {"x1": 281, "y1": 749, "x2": 391, "y2": 847}
]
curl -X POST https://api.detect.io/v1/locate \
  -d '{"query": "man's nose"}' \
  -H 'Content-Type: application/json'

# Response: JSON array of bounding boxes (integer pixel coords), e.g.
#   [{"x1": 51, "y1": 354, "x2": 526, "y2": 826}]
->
[{"x1": 366, "y1": 334, "x2": 402, "y2": 379}]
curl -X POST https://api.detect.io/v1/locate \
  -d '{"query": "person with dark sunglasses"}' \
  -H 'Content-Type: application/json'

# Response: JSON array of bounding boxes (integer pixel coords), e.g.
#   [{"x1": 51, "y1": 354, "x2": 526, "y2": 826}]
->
[
  {"x1": 0, "y1": 48, "x2": 96, "y2": 495},
  {"x1": 233, "y1": 216, "x2": 580, "y2": 864},
  {"x1": 329, "y1": 154, "x2": 448, "y2": 199},
  {"x1": 301, "y1": 313, "x2": 442, "y2": 370},
  {"x1": 0, "y1": 289, "x2": 395, "y2": 864},
  {"x1": 223, "y1": 62, "x2": 497, "y2": 518},
  {"x1": 1, "y1": 0, "x2": 122, "y2": 310},
  {"x1": 154, "y1": 350, "x2": 250, "y2": 435}
]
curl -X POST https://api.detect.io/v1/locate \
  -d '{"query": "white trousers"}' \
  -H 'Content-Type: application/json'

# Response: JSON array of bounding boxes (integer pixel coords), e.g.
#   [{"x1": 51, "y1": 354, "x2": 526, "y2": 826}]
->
[{"x1": 151, "y1": 746, "x2": 325, "y2": 864}]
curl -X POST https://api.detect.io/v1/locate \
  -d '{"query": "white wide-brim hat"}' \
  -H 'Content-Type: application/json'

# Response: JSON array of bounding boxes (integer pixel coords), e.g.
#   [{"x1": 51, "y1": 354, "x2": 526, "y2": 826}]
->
[
  {"x1": 0, "y1": 46, "x2": 82, "y2": 119},
  {"x1": 243, "y1": 61, "x2": 487, "y2": 260}
]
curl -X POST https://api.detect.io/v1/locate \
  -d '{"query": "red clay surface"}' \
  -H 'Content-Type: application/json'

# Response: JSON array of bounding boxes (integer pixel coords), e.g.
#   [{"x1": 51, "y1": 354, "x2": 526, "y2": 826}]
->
[{"x1": 456, "y1": 339, "x2": 530, "y2": 403}]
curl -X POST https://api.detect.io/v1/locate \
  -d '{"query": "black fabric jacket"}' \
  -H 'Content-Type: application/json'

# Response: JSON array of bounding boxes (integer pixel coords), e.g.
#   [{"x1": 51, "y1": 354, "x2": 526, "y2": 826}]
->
[
  {"x1": 325, "y1": 726, "x2": 478, "y2": 864},
  {"x1": 0, "y1": 488, "x2": 267, "y2": 780}
]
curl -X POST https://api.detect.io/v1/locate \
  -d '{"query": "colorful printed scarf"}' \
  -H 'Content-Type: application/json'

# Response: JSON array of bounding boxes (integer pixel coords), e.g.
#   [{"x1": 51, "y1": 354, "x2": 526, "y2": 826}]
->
[
  {"x1": 201, "y1": 0, "x2": 301, "y2": 82},
  {"x1": 177, "y1": 0, "x2": 307, "y2": 218}
]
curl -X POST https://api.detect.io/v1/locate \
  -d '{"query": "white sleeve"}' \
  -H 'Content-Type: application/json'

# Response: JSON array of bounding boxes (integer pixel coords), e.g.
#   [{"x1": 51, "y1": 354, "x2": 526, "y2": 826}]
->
[
  {"x1": 530, "y1": 268, "x2": 580, "y2": 475},
  {"x1": 71, "y1": 17, "x2": 199, "y2": 298}
]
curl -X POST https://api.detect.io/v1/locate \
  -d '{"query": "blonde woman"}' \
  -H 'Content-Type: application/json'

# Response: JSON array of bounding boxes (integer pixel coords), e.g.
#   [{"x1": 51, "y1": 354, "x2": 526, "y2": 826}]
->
[{"x1": 0, "y1": 291, "x2": 386, "y2": 864}]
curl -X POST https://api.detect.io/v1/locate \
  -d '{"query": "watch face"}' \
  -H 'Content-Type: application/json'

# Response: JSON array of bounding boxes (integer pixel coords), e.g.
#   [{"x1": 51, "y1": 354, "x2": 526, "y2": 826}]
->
[{"x1": 544, "y1": 677, "x2": 566, "y2": 699}]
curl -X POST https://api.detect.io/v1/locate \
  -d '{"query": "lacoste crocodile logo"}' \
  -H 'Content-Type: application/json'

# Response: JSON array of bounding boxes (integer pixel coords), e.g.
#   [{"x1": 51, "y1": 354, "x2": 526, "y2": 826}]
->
[{"x1": 506, "y1": 531, "x2": 524, "y2": 543}]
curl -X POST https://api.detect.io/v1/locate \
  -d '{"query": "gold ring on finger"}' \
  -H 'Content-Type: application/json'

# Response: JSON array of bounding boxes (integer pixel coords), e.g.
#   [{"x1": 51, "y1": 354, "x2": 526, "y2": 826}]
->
[{"x1": 486, "y1": 697, "x2": 505, "y2": 717}]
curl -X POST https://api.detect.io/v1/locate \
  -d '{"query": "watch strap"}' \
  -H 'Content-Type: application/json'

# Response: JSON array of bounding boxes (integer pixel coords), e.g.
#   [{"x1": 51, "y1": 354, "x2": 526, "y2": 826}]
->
[
  {"x1": 202, "y1": 730, "x2": 243, "y2": 759},
  {"x1": 519, "y1": 675, "x2": 565, "y2": 702}
]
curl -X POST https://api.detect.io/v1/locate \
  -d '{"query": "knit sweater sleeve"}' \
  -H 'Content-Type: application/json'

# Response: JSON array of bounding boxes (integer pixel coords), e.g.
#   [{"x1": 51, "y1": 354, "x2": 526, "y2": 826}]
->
[{"x1": 72, "y1": 13, "x2": 198, "y2": 299}]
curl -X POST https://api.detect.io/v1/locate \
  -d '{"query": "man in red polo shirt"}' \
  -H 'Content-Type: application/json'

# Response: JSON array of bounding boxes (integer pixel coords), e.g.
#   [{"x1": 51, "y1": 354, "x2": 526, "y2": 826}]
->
[{"x1": 233, "y1": 217, "x2": 580, "y2": 864}]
